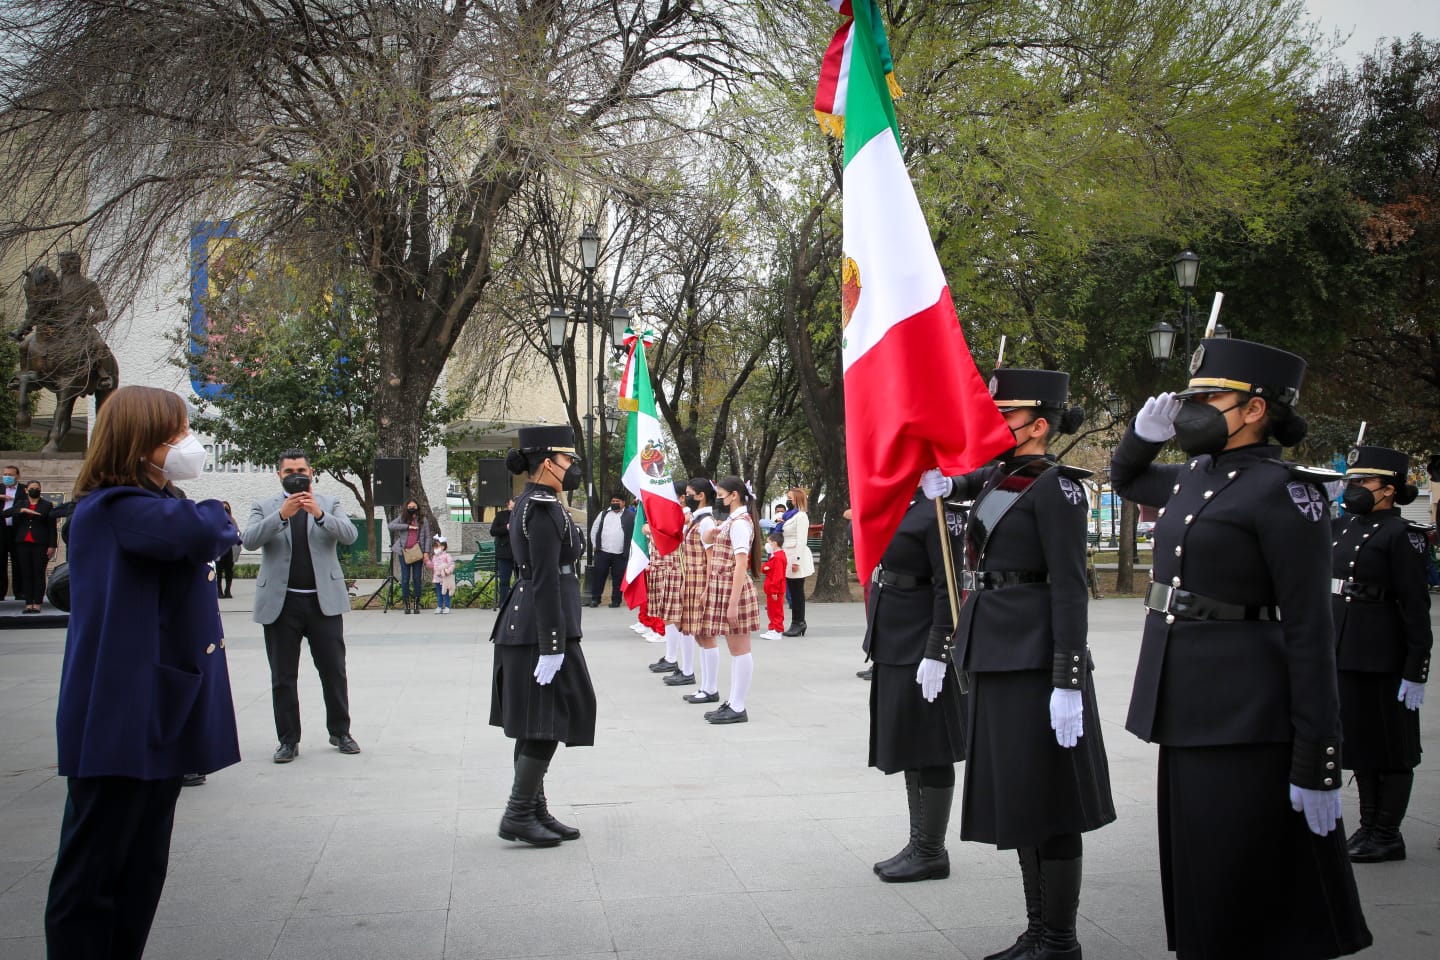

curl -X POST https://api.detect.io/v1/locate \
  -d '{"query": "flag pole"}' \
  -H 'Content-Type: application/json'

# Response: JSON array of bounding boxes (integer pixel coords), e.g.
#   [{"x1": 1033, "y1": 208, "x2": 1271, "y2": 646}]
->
[{"x1": 933, "y1": 496, "x2": 961, "y2": 630}]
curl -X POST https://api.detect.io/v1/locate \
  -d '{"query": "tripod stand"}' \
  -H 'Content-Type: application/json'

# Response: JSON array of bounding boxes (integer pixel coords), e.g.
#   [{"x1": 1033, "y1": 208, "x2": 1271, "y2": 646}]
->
[{"x1": 363, "y1": 550, "x2": 401, "y2": 612}]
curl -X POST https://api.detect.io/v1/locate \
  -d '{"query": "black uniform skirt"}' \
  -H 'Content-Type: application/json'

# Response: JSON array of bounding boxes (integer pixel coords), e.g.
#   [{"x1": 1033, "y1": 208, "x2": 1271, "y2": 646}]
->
[
  {"x1": 960, "y1": 667, "x2": 1115, "y2": 848},
  {"x1": 490, "y1": 642, "x2": 597, "y2": 746},
  {"x1": 868, "y1": 661, "x2": 967, "y2": 774},
  {"x1": 1338, "y1": 670, "x2": 1422, "y2": 770},
  {"x1": 1158, "y1": 744, "x2": 1372, "y2": 959}
]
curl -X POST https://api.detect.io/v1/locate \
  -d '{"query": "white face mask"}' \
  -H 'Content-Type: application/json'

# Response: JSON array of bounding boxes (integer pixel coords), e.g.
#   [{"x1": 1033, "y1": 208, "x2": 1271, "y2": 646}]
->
[{"x1": 161, "y1": 434, "x2": 208, "y2": 482}]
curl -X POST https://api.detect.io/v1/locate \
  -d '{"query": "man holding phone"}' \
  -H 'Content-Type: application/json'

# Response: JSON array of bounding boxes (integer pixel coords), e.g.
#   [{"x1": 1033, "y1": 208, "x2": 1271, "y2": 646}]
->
[{"x1": 243, "y1": 448, "x2": 361, "y2": 763}]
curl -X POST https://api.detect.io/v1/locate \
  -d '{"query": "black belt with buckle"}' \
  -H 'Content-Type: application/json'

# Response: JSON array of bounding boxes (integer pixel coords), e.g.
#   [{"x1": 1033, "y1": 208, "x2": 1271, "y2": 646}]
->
[
  {"x1": 1331, "y1": 579, "x2": 1387, "y2": 602},
  {"x1": 520, "y1": 564, "x2": 576, "y2": 579},
  {"x1": 873, "y1": 567, "x2": 931, "y2": 589},
  {"x1": 963, "y1": 570, "x2": 1048, "y2": 591},
  {"x1": 1145, "y1": 582, "x2": 1276, "y2": 622}
]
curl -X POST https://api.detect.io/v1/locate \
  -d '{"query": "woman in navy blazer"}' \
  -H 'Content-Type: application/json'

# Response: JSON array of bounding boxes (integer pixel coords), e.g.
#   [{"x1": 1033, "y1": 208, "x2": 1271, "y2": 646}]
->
[{"x1": 44, "y1": 386, "x2": 241, "y2": 960}]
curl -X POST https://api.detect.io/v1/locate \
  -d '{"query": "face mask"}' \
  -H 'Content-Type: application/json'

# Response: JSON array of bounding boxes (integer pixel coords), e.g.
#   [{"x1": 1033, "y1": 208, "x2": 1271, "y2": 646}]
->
[
  {"x1": 161, "y1": 433, "x2": 208, "y2": 482},
  {"x1": 26, "y1": 487, "x2": 40, "y2": 499},
  {"x1": 610, "y1": 502, "x2": 623, "y2": 512},
  {"x1": 996, "y1": 420, "x2": 1032, "y2": 461},
  {"x1": 785, "y1": 499, "x2": 794, "y2": 511},
  {"x1": 548, "y1": 460, "x2": 582, "y2": 492},
  {"x1": 1, "y1": 476, "x2": 13, "y2": 487},
  {"x1": 407, "y1": 506, "x2": 418, "y2": 516},
  {"x1": 1342, "y1": 484, "x2": 1376, "y2": 515},
  {"x1": 684, "y1": 495, "x2": 698, "y2": 512},
  {"x1": 1173, "y1": 400, "x2": 1243, "y2": 457}
]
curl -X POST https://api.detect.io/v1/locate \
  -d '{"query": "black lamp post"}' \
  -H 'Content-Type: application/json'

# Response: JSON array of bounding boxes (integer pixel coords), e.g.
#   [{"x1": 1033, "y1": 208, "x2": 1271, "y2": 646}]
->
[
  {"x1": 1172, "y1": 249, "x2": 1200, "y2": 362},
  {"x1": 1147, "y1": 319, "x2": 1177, "y2": 362},
  {"x1": 1103, "y1": 394, "x2": 1126, "y2": 546}
]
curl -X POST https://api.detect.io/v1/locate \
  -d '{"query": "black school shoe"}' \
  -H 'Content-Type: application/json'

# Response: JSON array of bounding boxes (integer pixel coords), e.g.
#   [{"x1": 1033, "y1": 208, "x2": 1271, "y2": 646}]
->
[
  {"x1": 648, "y1": 657, "x2": 677, "y2": 673},
  {"x1": 683, "y1": 691, "x2": 719, "y2": 704},
  {"x1": 330, "y1": 734, "x2": 362, "y2": 755},
  {"x1": 663, "y1": 671, "x2": 696, "y2": 686},
  {"x1": 706, "y1": 703, "x2": 748, "y2": 724},
  {"x1": 273, "y1": 743, "x2": 299, "y2": 763}
]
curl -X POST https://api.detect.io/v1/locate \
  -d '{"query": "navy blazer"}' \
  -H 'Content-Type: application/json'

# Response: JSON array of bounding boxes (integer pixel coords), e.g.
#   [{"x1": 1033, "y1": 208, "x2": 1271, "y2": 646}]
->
[{"x1": 56, "y1": 485, "x2": 242, "y2": 779}]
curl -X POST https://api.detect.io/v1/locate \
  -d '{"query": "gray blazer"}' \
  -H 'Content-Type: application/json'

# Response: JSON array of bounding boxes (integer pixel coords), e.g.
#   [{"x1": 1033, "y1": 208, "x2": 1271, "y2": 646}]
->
[{"x1": 243, "y1": 491, "x2": 358, "y2": 625}]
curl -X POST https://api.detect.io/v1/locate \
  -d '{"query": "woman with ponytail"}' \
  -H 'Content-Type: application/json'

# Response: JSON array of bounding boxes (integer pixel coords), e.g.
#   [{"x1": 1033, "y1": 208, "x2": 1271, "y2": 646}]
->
[
  {"x1": 698, "y1": 476, "x2": 761, "y2": 724},
  {"x1": 672, "y1": 478, "x2": 718, "y2": 698},
  {"x1": 1111, "y1": 338, "x2": 1370, "y2": 958},
  {"x1": 1331, "y1": 445, "x2": 1432, "y2": 864},
  {"x1": 920, "y1": 368, "x2": 1114, "y2": 954}
]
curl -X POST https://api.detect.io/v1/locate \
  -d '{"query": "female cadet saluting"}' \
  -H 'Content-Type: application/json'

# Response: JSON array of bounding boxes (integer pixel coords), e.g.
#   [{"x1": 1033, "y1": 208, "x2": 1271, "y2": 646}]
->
[
  {"x1": 1332, "y1": 445, "x2": 1432, "y2": 863},
  {"x1": 489, "y1": 426, "x2": 595, "y2": 847},
  {"x1": 862, "y1": 490, "x2": 964, "y2": 883},
  {"x1": 1112, "y1": 337, "x2": 1371, "y2": 958},
  {"x1": 922, "y1": 368, "x2": 1115, "y2": 960}
]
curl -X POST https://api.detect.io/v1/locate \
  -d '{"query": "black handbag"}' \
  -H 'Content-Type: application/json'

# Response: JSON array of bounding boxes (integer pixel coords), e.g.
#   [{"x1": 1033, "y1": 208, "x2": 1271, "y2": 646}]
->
[{"x1": 46, "y1": 560, "x2": 70, "y2": 612}]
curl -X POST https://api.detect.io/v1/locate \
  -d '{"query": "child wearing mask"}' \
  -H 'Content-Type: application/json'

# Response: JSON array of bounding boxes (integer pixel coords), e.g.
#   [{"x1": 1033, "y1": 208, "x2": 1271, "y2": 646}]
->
[
  {"x1": 428, "y1": 535, "x2": 456, "y2": 614},
  {"x1": 759, "y1": 529, "x2": 787, "y2": 640}
]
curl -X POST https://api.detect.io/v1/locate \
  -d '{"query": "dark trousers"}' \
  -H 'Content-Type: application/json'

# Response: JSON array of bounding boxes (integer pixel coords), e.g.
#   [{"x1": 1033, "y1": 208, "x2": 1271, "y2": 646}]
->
[
  {"x1": 0, "y1": 526, "x2": 11, "y2": 598},
  {"x1": 262, "y1": 592, "x2": 351, "y2": 745},
  {"x1": 400, "y1": 558, "x2": 425, "y2": 603},
  {"x1": 496, "y1": 557, "x2": 515, "y2": 605},
  {"x1": 15, "y1": 541, "x2": 49, "y2": 605},
  {"x1": 786, "y1": 576, "x2": 807, "y2": 624},
  {"x1": 215, "y1": 552, "x2": 235, "y2": 596},
  {"x1": 45, "y1": 775, "x2": 183, "y2": 960},
  {"x1": 590, "y1": 550, "x2": 624, "y2": 604}
]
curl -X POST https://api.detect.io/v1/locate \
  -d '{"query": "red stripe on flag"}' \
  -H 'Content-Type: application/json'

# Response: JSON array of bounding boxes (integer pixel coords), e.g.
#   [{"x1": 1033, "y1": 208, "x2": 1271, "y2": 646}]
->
[
  {"x1": 844, "y1": 288, "x2": 1012, "y2": 582},
  {"x1": 815, "y1": 20, "x2": 852, "y2": 114}
]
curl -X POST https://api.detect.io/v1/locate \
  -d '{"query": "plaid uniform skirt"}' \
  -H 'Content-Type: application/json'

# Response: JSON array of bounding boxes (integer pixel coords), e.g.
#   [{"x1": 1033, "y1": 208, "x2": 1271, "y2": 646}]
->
[
  {"x1": 678, "y1": 525, "x2": 710, "y2": 636},
  {"x1": 701, "y1": 518, "x2": 761, "y2": 637},
  {"x1": 648, "y1": 549, "x2": 684, "y2": 625}
]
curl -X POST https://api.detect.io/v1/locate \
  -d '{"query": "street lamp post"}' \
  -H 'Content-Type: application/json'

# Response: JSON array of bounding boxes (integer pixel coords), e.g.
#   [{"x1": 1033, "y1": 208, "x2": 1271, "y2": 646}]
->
[
  {"x1": 1103, "y1": 394, "x2": 1127, "y2": 548},
  {"x1": 1173, "y1": 249, "x2": 1200, "y2": 363},
  {"x1": 579, "y1": 225, "x2": 601, "y2": 537}
]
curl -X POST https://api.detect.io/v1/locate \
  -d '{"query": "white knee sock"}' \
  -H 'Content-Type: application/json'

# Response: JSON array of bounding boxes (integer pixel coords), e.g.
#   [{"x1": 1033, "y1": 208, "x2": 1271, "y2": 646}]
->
[
  {"x1": 729, "y1": 652, "x2": 753, "y2": 711},
  {"x1": 679, "y1": 632, "x2": 696, "y2": 676},
  {"x1": 701, "y1": 647, "x2": 721, "y2": 695},
  {"x1": 663, "y1": 625, "x2": 679, "y2": 662}
]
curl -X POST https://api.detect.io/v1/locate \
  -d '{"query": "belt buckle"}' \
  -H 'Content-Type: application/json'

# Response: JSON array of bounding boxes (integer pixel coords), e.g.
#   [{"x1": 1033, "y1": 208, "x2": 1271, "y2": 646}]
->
[
  {"x1": 1330, "y1": 578, "x2": 1345, "y2": 597},
  {"x1": 1145, "y1": 581, "x2": 1174, "y2": 614},
  {"x1": 961, "y1": 571, "x2": 978, "y2": 591}
]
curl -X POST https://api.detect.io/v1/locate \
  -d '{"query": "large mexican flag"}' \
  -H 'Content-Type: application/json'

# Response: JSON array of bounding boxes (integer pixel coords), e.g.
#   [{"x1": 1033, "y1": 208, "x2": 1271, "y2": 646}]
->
[
  {"x1": 836, "y1": 0, "x2": 1012, "y2": 581},
  {"x1": 618, "y1": 331, "x2": 685, "y2": 609}
]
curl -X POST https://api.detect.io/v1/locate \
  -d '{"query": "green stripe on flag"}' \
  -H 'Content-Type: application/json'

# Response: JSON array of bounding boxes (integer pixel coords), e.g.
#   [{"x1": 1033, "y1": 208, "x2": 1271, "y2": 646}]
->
[{"x1": 843, "y1": 0, "x2": 901, "y2": 166}]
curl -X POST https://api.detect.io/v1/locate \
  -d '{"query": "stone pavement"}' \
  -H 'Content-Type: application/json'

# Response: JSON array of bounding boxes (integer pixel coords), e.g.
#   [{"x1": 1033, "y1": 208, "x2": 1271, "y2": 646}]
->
[{"x1": 0, "y1": 585, "x2": 1436, "y2": 959}]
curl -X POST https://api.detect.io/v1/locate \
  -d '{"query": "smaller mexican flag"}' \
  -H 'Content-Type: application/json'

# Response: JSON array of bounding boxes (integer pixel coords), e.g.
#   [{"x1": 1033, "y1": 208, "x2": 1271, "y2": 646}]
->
[{"x1": 618, "y1": 330, "x2": 685, "y2": 609}]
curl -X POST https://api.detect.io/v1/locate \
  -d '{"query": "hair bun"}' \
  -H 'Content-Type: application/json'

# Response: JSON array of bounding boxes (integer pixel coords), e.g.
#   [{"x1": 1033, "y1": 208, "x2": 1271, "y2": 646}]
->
[
  {"x1": 504, "y1": 449, "x2": 528, "y2": 475},
  {"x1": 1271, "y1": 412, "x2": 1308, "y2": 447},
  {"x1": 1396, "y1": 483, "x2": 1419, "y2": 506},
  {"x1": 1059, "y1": 405, "x2": 1086, "y2": 435}
]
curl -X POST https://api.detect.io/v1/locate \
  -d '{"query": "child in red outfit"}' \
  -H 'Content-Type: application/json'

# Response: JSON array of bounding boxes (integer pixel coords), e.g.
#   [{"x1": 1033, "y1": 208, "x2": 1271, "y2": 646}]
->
[{"x1": 760, "y1": 529, "x2": 787, "y2": 639}]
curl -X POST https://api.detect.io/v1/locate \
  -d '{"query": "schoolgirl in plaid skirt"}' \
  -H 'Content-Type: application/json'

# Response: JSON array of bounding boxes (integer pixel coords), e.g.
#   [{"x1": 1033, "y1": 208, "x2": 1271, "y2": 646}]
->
[
  {"x1": 670, "y1": 479, "x2": 717, "y2": 696},
  {"x1": 696, "y1": 476, "x2": 761, "y2": 724}
]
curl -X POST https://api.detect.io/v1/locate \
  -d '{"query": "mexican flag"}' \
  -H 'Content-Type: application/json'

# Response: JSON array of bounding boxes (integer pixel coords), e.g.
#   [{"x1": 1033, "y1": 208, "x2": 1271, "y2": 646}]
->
[
  {"x1": 836, "y1": 0, "x2": 1012, "y2": 581},
  {"x1": 618, "y1": 330, "x2": 685, "y2": 609}
]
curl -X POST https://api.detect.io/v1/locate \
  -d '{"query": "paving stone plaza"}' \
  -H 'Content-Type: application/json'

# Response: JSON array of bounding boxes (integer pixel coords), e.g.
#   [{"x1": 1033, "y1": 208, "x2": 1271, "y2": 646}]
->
[{"x1": 1, "y1": 589, "x2": 1436, "y2": 959}]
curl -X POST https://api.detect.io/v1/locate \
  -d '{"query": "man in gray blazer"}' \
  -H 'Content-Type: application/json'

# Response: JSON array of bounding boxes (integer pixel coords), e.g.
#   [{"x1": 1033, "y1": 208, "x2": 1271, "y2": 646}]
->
[{"x1": 243, "y1": 448, "x2": 361, "y2": 763}]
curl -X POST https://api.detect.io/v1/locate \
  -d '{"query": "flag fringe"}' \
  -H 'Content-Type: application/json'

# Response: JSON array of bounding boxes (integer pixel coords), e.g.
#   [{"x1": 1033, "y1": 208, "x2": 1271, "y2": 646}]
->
[
  {"x1": 815, "y1": 109, "x2": 845, "y2": 138},
  {"x1": 617, "y1": 397, "x2": 639, "y2": 412},
  {"x1": 887, "y1": 71, "x2": 903, "y2": 99}
]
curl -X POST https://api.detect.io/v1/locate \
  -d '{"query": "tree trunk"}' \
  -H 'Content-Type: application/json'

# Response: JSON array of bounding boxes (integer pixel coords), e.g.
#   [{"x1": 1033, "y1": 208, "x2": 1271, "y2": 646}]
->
[{"x1": 1116, "y1": 497, "x2": 1138, "y2": 595}]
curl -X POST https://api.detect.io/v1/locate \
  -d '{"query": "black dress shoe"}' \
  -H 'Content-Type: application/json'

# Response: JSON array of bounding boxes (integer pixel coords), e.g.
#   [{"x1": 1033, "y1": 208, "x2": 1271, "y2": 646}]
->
[
  {"x1": 329, "y1": 734, "x2": 362, "y2": 754},
  {"x1": 782, "y1": 621, "x2": 807, "y2": 637},
  {"x1": 706, "y1": 703, "x2": 748, "y2": 724},
  {"x1": 273, "y1": 743, "x2": 299, "y2": 763},
  {"x1": 857, "y1": 667, "x2": 873, "y2": 680},
  {"x1": 648, "y1": 657, "x2": 677, "y2": 673},
  {"x1": 181, "y1": 773, "x2": 207, "y2": 787},
  {"x1": 608, "y1": 601, "x2": 622, "y2": 608},
  {"x1": 663, "y1": 672, "x2": 696, "y2": 686},
  {"x1": 683, "y1": 691, "x2": 719, "y2": 704}
]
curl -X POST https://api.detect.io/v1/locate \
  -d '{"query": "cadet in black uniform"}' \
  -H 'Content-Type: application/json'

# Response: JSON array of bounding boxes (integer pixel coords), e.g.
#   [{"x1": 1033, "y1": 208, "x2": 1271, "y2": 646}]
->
[
  {"x1": 862, "y1": 492, "x2": 965, "y2": 883},
  {"x1": 1112, "y1": 337, "x2": 1371, "y2": 958},
  {"x1": 489, "y1": 426, "x2": 596, "y2": 847},
  {"x1": 1332, "y1": 445, "x2": 1432, "y2": 863},
  {"x1": 924, "y1": 368, "x2": 1115, "y2": 960}
]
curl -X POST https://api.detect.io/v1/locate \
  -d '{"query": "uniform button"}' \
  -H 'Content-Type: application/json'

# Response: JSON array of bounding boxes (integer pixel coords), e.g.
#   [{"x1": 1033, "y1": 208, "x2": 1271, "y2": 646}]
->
[
  {"x1": 1324, "y1": 778, "x2": 1334, "y2": 787},
  {"x1": 1326, "y1": 761, "x2": 1335, "y2": 769},
  {"x1": 1158, "y1": 508, "x2": 1166, "y2": 517},
  {"x1": 1073, "y1": 654, "x2": 1080, "y2": 661},
  {"x1": 1349, "y1": 561, "x2": 1355, "y2": 567},
  {"x1": 1174, "y1": 545, "x2": 1183, "y2": 557},
  {"x1": 1326, "y1": 747, "x2": 1336, "y2": 755},
  {"x1": 1184, "y1": 515, "x2": 1194, "y2": 525},
  {"x1": 1362, "y1": 534, "x2": 1370, "y2": 539},
  {"x1": 1165, "y1": 614, "x2": 1176, "y2": 624},
  {"x1": 1173, "y1": 484, "x2": 1181, "y2": 494},
  {"x1": 510, "y1": 624, "x2": 515, "y2": 630},
  {"x1": 1071, "y1": 666, "x2": 1079, "y2": 673},
  {"x1": 1190, "y1": 460, "x2": 1197, "y2": 470},
  {"x1": 1172, "y1": 576, "x2": 1181, "y2": 587},
  {"x1": 1354, "y1": 545, "x2": 1361, "y2": 551},
  {"x1": 1346, "y1": 597, "x2": 1352, "y2": 603},
  {"x1": 220, "y1": 639, "x2": 226, "y2": 649},
  {"x1": 1071, "y1": 678, "x2": 1079, "y2": 686},
  {"x1": 1203, "y1": 490, "x2": 1214, "y2": 499},
  {"x1": 1332, "y1": 542, "x2": 1337, "y2": 547},
  {"x1": 1228, "y1": 471, "x2": 1237, "y2": 479},
  {"x1": 205, "y1": 643, "x2": 216, "y2": 654},
  {"x1": 207, "y1": 569, "x2": 216, "y2": 582}
]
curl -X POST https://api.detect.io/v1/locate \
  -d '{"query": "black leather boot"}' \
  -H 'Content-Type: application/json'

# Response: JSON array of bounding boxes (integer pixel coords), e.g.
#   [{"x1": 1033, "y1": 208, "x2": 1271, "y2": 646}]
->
[
  {"x1": 782, "y1": 621, "x2": 807, "y2": 637},
  {"x1": 877, "y1": 785, "x2": 950, "y2": 882},
  {"x1": 874, "y1": 771, "x2": 921, "y2": 875},
  {"x1": 1350, "y1": 770, "x2": 1411, "y2": 863},
  {"x1": 498, "y1": 754, "x2": 563, "y2": 846},
  {"x1": 1032, "y1": 856, "x2": 1083, "y2": 958},
  {"x1": 983, "y1": 846, "x2": 1042, "y2": 960},
  {"x1": 1346, "y1": 771, "x2": 1378, "y2": 857},
  {"x1": 535, "y1": 786, "x2": 580, "y2": 841}
]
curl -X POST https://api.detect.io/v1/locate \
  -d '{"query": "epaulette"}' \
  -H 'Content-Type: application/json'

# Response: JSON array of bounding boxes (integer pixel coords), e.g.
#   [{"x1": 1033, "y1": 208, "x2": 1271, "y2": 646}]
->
[
  {"x1": 529, "y1": 490, "x2": 558, "y2": 503},
  {"x1": 1407, "y1": 519, "x2": 1436, "y2": 534},
  {"x1": 1267, "y1": 460, "x2": 1343, "y2": 485},
  {"x1": 1056, "y1": 464, "x2": 1094, "y2": 481}
]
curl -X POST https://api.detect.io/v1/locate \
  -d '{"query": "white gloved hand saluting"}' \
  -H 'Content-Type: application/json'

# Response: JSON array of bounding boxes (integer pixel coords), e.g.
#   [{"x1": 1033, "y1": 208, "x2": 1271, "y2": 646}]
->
[
  {"x1": 920, "y1": 468, "x2": 952, "y2": 500},
  {"x1": 534, "y1": 654, "x2": 564, "y2": 685},
  {"x1": 1049, "y1": 688, "x2": 1084, "y2": 748},
  {"x1": 916, "y1": 658, "x2": 947, "y2": 702},
  {"x1": 1290, "y1": 784, "x2": 1341, "y2": 836},
  {"x1": 1134, "y1": 392, "x2": 1183, "y2": 443}
]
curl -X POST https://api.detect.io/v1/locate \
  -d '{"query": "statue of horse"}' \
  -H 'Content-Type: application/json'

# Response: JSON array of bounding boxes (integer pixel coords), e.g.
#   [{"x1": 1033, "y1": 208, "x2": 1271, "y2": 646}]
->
[{"x1": 9, "y1": 262, "x2": 118, "y2": 453}]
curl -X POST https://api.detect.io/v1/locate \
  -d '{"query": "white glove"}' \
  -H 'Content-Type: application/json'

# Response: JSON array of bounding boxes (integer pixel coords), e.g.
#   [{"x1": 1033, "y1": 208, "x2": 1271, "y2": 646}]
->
[
  {"x1": 916, "y1": 658, "x2": 947, "y2": 702},
  {"x1": 1289, "y1": 784, "x2": 1341, "y2": 836},
  {"x1": 1134, "y1": 392, "x2": 1182, "y2": 443},
  {"x1": 1398, "y1": 679, "x2": 1425, "y2": 711},
  {"x1": 920, "y1": 468, "x2": 952, "y2": 500},
  {"x1": 1049, "y1": 688, "x2": 1084, "y2": 748},
  {"x1": 533, "y1": 653, "x2": 564, "y2": 685}
]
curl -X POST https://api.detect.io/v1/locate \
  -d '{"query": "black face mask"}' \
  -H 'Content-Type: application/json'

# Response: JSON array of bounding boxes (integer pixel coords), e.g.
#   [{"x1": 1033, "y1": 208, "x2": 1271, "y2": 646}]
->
[
  {"x1": 785, "y1": 499, "x2": 794, "y2": 511},
  {"x1": 548, "y1": 460, "x2": 582, "y2": 492},
  {"x1": 26, "y1": 488, "x2": 40, "y2": 499},
  {"x1": 406, "y1": 507, "x2": 417, "y2": 517},
  {"x1": 684, "y1": 495, "x2": 699, "y2": 512},
  {"x1": 610, "y1": 502, "x2": 623, "y2": 512},
  {"x1": 1173, "y1": 400, "x2": 1243, "y2": 457},
  {"x1": 996, "y1": 420, "x2": 1033, "y2": 461},
  {"x1": 1342, "y1": 484, "x2": 1378, "y2": 515}
]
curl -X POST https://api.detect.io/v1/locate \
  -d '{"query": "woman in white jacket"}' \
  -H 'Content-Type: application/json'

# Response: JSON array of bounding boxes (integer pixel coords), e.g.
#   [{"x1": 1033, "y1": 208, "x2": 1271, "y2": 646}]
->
[{"x1": 779, "y1": 486, "x2": 814, "y2": 636}]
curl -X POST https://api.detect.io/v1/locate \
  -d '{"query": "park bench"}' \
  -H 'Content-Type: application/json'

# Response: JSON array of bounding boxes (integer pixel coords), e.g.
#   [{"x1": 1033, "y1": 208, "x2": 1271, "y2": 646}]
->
[{"x1": 453, "y1": 540, "x2": 497, "y2": 607}]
